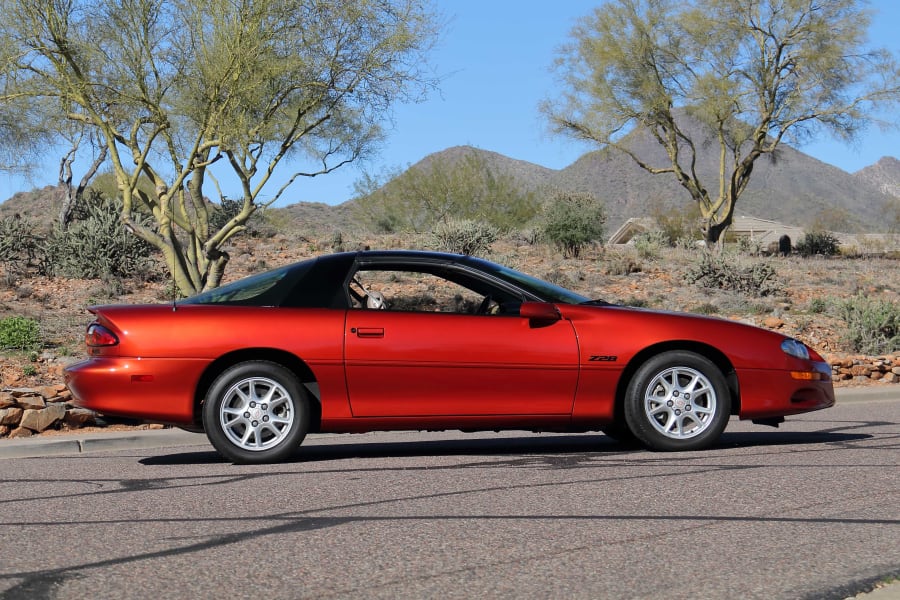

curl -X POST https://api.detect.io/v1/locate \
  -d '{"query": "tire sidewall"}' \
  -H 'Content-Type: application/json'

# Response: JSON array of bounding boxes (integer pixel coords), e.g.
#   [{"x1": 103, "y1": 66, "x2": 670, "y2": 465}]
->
[
  {"x1": 624, "y1": 351, "x2": 730, "y2": 451},
  {"x1": 203, "y1": 361, "x2": 309, "y2": 464}
]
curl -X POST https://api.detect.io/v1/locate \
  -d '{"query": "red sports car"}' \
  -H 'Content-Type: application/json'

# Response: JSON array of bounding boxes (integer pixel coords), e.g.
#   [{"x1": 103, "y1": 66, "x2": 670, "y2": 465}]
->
[{"x1": 65, "y1": 250, "x2": 834, "y2": 463}]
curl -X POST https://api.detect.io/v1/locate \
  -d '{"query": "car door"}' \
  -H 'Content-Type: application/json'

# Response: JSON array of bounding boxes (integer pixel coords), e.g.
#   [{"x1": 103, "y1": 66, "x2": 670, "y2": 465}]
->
[{"x1": 344, "y1": 309, "x2": 579, "y2": 417}]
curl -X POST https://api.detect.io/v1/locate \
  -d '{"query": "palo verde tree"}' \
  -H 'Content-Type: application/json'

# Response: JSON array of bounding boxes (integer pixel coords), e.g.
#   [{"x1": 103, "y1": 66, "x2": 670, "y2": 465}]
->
[
  {"x1": 0, "y1": 0, "x2": 440, "y2": 294},
  {"x1": 542, "y1": 0, "x2": 900, "y2": 243}
]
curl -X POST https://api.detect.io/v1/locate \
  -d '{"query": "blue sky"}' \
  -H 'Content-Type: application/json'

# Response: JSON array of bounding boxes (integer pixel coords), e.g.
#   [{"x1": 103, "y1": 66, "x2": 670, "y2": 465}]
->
[{"x1": 2, "y1": 0, "x2": 898, "y2": 206}]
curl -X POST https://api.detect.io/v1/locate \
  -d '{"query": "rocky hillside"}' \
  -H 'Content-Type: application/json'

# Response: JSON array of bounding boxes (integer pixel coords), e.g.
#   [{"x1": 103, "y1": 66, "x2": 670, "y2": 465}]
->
[{"x1": 855, "y1": 157, "x2": 900, "y2": 198}]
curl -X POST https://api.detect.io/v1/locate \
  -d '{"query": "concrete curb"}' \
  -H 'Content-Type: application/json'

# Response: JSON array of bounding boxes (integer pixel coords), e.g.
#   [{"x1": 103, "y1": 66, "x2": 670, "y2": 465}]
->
[
  {"x1": 0, "y1": 429, "x2": 208, "y2": 459},
  {"x1": 835, "y1": 385, "x2": 900, "y2": 403}
]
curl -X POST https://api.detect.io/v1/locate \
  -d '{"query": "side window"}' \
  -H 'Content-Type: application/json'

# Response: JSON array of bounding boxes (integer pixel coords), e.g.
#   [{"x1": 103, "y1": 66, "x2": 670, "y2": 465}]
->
[{"x1": 350, "y1": 268, "x2": 501, "y2": 314}]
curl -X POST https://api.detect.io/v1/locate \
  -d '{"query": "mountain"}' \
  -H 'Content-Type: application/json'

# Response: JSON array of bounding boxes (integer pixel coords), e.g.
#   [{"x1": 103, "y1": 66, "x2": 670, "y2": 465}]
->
[{"x1": 854, "y1": 157, "x2": 900, "y2": 199}]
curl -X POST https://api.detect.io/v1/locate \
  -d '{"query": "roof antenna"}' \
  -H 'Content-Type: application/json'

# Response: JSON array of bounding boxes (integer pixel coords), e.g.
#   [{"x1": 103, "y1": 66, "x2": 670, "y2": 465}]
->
[{"x1": 171, "y1": 270, "x2": 178, "y2": 312}]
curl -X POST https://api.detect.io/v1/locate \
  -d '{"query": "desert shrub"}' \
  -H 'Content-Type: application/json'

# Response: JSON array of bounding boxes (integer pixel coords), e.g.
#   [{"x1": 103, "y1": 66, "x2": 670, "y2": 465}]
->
[
  {"x1": 0, "y1": 215, "x2": 40, "y2": 268},
  {"x1": 621, "y1": 297, "x2": 649, "y2": 308},
  {"x1": 41, "y1": 194, "x2": 157, "y2": 279},
  {"x1": 604, "y1": 250, "x2": 642, "y2": 275},
  {"x1": 542, "y1": 267, "x2": 573, "y2": 288},
  {"x1": 691, "y1": 302, "x2": 718, "y2": 315},
  {"x1": 685, "y1": 252, "x2": 782, "y2": 297},
  {"x1": 632, "y1": 230, "x2": 668, "y2": 260},
  {"x1": 651, "y1": 200, "x2": 701, "y2": 245},
  {"x1": 542, "y1": 190, "x2": 606, "y2": 258},
  {"x1": 837, "y1": 294, "x2": 900, "y2": 354},
  {"x1": 808, "y1": 297, "x2": 827, "y2": 314},
  {"x1": 0, "y1": 316, "x2": 41, "y2": 351},
  {"x1": 430, "y1": 219, "x2": 499, "y2": 256},
  {"x1": 209, "y1": 197, "x2": 270, "y2": 238},
  {"x1": 796, "y1": 231, "x2": 840, "y2": 257},
  {"x1": 737, "y1": 236, "x2": 764, "y2": 256}
]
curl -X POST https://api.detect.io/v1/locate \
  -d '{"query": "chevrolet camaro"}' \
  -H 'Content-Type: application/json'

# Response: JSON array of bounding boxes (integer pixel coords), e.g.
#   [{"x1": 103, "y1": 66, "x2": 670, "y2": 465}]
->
[{"x1": 65, "y1": 250, "x2": 835, "y2": 463}]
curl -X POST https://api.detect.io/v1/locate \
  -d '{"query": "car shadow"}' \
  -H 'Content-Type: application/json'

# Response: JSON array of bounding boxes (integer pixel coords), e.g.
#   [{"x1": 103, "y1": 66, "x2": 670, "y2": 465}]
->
[{"x1": 140, "y1": 429, "x2": 872, "y2": 466}]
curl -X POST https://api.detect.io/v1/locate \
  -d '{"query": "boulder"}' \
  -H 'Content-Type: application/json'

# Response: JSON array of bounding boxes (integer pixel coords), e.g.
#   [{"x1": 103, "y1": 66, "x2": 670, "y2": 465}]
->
[
  {"x1": 8, "y1": 427, "x2": 33, "y2": 439},
  {"x1": 19, "y1": 404, "x2": 66, "y2": 432},
  {"x1": 0, "y1": 391, "x2": 16, "y2": 409},
  {"x1": 64, "y1": 408, "x2": 97, "y2": 429},
  {"x1": 15, "y1": 394, "x2": 46, "y2": 410},
  {"x1": 0, "y1": 407, "x2": 24, "y2": 427}
]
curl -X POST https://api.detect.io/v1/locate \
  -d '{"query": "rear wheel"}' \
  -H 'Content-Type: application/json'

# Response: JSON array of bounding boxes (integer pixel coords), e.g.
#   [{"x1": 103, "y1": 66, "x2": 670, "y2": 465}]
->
[
  {"x1": 624, "y1": 351, "x2": 730, "y2": 451},
  {"x1": 203, "y1": 361, "x2": 309, "y2": 464}
]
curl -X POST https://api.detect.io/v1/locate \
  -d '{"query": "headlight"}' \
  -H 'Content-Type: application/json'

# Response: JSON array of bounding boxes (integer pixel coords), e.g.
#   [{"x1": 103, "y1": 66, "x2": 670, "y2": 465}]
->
[{"x1": 781, "y1": 338, "x2": 810, "y2": 360}]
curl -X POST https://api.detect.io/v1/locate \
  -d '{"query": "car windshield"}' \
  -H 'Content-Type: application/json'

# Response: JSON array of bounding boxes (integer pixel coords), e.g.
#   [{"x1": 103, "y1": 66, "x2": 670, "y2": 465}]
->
[
  {"x1": 466, "y1": 257, "x2": 590, "y2": 304},
  {"x1": 181, "y1": 261, "x2": 313, "y2": 306}
]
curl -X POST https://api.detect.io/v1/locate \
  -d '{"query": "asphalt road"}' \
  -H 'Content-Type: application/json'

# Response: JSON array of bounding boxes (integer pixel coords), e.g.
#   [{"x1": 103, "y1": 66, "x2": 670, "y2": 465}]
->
[{"x1": 0, "y1": 392, "x2": 898, "y2": 600}]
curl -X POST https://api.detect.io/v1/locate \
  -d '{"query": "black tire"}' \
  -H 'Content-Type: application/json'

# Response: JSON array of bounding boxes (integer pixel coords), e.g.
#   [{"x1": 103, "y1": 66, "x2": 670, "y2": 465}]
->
[
  {"x1": 624, "y1": 351, "x2": 730, "y2": 451},
  {"x1": 202, "y1": 361, "x2": 309, "y2": 464}
]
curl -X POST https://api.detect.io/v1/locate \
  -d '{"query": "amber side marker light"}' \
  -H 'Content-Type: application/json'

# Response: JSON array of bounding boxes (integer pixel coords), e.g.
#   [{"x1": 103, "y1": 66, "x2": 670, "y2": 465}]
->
[{"x1": 790, "y1": 371, "x2": 830, "y2": 381}]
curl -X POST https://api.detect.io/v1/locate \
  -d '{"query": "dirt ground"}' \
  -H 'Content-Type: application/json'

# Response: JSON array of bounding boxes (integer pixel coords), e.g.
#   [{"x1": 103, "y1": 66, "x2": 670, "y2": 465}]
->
[{"x1": 2, "y1": 233, "x2": 898, "y2": 392}]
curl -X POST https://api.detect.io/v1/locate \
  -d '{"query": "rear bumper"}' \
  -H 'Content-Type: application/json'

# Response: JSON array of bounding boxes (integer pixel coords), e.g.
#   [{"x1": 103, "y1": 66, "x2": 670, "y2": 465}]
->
[
  {"x1": 737, "y1": 364, "x2": 835, "y2": 420},
  {"x1": 64, "y1": 357, "x2": 206, "y2": 425}
]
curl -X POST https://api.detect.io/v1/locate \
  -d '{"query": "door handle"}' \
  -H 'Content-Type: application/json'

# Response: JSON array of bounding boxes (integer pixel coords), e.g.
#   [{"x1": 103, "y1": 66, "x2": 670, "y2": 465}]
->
[{"x1": 354, "y1": 327, "x2": 385, "y2": 338}]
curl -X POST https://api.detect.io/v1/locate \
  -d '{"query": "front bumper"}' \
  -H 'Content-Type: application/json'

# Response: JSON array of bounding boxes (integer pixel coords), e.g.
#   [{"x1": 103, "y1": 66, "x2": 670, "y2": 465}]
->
[{"x1": 736, "y1": 362, "x2": 835, "y2": 420}]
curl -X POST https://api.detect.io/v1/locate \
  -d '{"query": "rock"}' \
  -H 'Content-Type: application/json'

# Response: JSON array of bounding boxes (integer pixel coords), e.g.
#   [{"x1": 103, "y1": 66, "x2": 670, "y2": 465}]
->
[
  {"x1": 64, "y1": 408, "x2": 97, "y2": 429},
  {"x1": 763, "y1": 316, "x2": 784, "y2": 329},
  {"x1": 8, "y1": 427, "x2": 33, "y2": 439},
  {"x1": 39, "y1": 384, "x2": 65, "y2": 399},
  {"x1": 850, "y1": 365, "x2": 872, "y2": 377},
  {"x1": 7, "y1": 388, "x2": 38, "y2": 397},
  {"x1": 0, "y1": 425, "x2": 8, "y2": 437},
  {"x1": 0, "y1": 391, "x2": 16, "y2": 409},
  {"x1": 19, "y1": 404, "x2": 66, "y2": 432},
  {"x1": 0, "y1": 407, "x2": 24, "y2": 426},
  {"x1": 15, "y1": 394, "x2": 46, "y2": 410}
]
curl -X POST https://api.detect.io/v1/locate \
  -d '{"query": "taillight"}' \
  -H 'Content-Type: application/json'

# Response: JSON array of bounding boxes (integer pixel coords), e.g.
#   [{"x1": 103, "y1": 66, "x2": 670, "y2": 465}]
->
[{"x1": 86, "y1": 323, "x2": 119, "y2": 347}]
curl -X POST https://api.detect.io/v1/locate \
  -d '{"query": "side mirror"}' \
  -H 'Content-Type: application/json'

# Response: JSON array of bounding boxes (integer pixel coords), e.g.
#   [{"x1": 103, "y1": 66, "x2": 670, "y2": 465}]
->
[{"x1": 519, "y1": 301, "x2": 560, "y2": 323}]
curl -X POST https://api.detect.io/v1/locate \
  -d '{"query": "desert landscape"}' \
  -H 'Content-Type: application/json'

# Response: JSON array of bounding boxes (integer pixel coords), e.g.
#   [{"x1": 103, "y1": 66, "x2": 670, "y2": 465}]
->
[{"x1": 2, "y1": 220, "x2": 900, "y2": 439}]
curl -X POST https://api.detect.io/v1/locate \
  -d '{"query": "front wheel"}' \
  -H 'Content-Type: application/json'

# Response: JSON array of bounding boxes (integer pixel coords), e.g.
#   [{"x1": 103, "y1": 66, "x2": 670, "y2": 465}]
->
[
  {"x1": 203, "y1": 361, "x2": 309, "y2": 464},
  {"x1": 624, "y1": 351, "x2": 730, "y2": 451}
]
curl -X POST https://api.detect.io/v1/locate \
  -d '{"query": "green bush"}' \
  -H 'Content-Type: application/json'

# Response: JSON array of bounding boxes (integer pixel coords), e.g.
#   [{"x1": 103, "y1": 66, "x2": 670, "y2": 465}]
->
[
  {"x1": 0, "y1": 215, "x2": 39, "y2": 268},
  {"x1": 632, "y1": 230, "x2": 668, "y2": 260},
  {"x1": 41, "y1": 194, "x2": 157, "y2": 280},
  {"x1": 837, "y1": 295, "x2": 900, "y2": 354},
  {"x1": 0, "y1": 316, "x2": 41, "y2": 351},
  {"x1": 209, "y1": 197, "x2": 270, "y2": 238},
  {"x1": 685, "y1": 252, "x2": 782, "y2": 297},
  {"x1": 542, "y1": 190, "x2": 607, "y2": 258},
  {"x1": 796, "y1": 231, "x2": 840, "y2": 257},
  {"x1": 430, "y1": 219, "x2": 499, "y2": 256}
]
